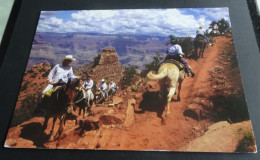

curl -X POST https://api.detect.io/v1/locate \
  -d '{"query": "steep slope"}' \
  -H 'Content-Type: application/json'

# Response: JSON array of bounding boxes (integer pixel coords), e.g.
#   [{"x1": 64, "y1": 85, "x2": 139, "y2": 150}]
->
[{"x1": 5, "y1": 36, "x2": 256, "y2": 152}]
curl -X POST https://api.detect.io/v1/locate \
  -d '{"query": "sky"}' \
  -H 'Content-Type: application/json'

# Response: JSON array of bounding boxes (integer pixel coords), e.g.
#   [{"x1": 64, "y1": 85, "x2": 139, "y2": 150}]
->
[{"x1": 36, "y1": 8, "x2": 231, "y2": 37}]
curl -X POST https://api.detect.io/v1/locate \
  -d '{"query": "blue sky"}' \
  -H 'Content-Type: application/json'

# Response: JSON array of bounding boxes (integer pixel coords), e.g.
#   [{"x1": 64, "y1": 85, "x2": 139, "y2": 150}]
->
[{"x1": 36, "y1": 8, "x2": 231, "y2": 37}]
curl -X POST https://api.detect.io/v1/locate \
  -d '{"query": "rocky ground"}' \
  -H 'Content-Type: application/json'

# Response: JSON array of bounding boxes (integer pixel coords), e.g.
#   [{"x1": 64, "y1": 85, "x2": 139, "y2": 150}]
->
[{"x1": 5, "y1": 36, "x2": 256, "y2": 152}]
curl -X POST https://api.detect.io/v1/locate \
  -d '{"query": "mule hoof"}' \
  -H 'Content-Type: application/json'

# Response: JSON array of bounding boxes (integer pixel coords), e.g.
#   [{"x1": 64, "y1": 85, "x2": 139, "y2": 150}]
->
[
  {"x1": 49, "y1": 135, "x2": 56, "y2": 142},
  {"x1": 161, "y1": 118, "x2": 166, "y2": 125}
]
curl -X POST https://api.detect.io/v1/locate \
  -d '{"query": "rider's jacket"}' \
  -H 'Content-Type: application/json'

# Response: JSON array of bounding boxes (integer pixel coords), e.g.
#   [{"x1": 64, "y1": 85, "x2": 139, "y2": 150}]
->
[
  {"x1": 166, "y1": 44, "x2": 184, "y2": 56},
  {"x1": 99, "y1": 82, "x2": 107, "y2": 91},
  {"x1": 109, "y1": 82, "x2": 117, "y2": 89},
  {"x1": 83, "y1": 79, "x2": 93, "y2": 90}
]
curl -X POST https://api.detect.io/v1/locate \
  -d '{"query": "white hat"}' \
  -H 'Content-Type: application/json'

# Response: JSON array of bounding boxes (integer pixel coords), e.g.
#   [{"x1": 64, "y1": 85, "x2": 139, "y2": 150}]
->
[
  {"x1": 62, "y1": 55, "x2": 76, "y2": 61},
  {"x1": 101, "y1": 79, "x2": 105, "y2": 82}
]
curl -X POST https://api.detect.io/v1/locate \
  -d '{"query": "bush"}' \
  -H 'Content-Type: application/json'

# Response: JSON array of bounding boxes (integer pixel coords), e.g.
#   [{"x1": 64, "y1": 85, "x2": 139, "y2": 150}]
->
[
  {"x1": 10, "y1": 94, "x2": 37, "y2": 127},
  {"x1": 21, "y1": 81, "x2": 29, "y2": 91},
  {"x1": 236, "y1": 130, "x2": 256, "y2": 152},
  {"x1": 42, "y1": 69, "x2": 50, "y2": 77},
  {"x1": 179, "y1": 37, "x2": 194, "y2": 57},
  {"x1": 30, "y1": 73, "x2": 37, "y2": 78},
  {"x1": 140, "y1": 53, "x2": 164, "y2": 78},
  {"x1": 121, "y1": 65, "x2": 138, "y2": 89}
]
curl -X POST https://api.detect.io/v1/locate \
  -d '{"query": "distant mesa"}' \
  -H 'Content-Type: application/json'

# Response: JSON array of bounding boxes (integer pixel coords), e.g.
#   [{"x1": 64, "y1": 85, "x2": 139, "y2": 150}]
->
[{"x1": 75, "y1": 48, "x2": 125, "y2": 84}]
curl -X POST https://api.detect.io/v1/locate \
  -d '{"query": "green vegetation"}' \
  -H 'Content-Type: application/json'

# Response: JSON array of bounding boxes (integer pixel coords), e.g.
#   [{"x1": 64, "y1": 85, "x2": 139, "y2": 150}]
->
[
  {"x1": 10, "y1": 94, "x2": 37, "y2": 127},
  {"x1": 140, "y1": 53, "x2": 164, "y2": 78},
  {"x1": 30, "y1": 72, "x2": 37, "y2": 78},
  {"x1": 21, "y1": 81, "x2": 29, "y2": 91},
  {"x1": 42, "y1": 69, "x2": 50, "y2": 77},
  {"x1": 179, "y1": 37, "x2": 193, "y2": 57},
  {"x1": 209, "y1": 18, "x2": 230, "y2": 34},
  {"x1": 236, "y1": 130, "x2": 255, "y2": 152},
  {"x1": 121, "y1": 65, "x2": 138, "y2": 89}
]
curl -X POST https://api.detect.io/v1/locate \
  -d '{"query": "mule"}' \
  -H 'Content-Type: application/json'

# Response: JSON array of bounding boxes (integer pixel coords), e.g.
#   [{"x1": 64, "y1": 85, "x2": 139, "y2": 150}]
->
[
  {"x1": 41, "y1": 78, "x2": 80, "y2": 142},
  {"x1": 146, "y1": 63, "x2": 185, "y2": 120},
  {"x1": 108, "y1": 88, "x2": 117, "y2": 101},
  {"x1": 95, "y1": 89, "x2": 106, "y2": 104},
  {"x1": 193, "y1": 36, "x2": 207, "y2": 59},
  {"x1": 75, "y1": 89, "x2": 94, "y2": 117}
]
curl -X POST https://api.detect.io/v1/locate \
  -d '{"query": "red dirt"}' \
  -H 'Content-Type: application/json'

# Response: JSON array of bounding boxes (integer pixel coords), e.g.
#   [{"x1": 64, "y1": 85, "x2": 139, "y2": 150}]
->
[{"x1": 5, "y1": 36, "x2": 253, "y2": 151}]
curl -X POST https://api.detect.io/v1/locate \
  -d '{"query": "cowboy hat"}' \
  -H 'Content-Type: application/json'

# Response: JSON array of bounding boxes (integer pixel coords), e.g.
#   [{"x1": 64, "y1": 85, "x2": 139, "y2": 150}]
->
[
  {"x1": 101, "y1": 79, "x2": 105, "y2": 82},
  {"x1": 86, "y1": 74, "x2": 92, "y2": 77},
  {"x1": 199, "y1": 25, "x2": 203, "y2": 29},
  {"x1": 62, "y1": 55, "x2": 76, "y2": 61}
]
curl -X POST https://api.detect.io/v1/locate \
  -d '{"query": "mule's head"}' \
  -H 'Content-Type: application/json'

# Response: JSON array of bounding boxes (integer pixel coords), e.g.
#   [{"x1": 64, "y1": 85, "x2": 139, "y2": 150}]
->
[{"x1": 64, "y1": 78, "x2": 80, "y2": 114}]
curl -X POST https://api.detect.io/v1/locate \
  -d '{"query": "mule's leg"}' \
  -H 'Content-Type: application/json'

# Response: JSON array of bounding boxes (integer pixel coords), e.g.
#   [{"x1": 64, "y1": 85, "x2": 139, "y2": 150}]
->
[
  {"x1": 78, "y1": 106, "x2": 82, "y2": 116},
  {"x1": 43, "y1": 115, "x2": 49, "y2": 131},
  {"x1": 84, "y1": 103, "x2": 89, "y2": 118},
  {"x1": 165, "y1": 87, "x2": 176, "y2": 118},
  {"x1": 177, "y1": 81, "x2": 182, "y2": 101},
  {"x1": 50, "y1": 117, "x2": 57, "y2": 135},
  {"x1": 158, "y1": 79, "x2": 166, "y2": 104},
  {"x1": 49, "y1": 117, "x2": 57, "y2": 141},
  {"x1": 56, "y1": 115, "x2": 66, "y2": 147}
]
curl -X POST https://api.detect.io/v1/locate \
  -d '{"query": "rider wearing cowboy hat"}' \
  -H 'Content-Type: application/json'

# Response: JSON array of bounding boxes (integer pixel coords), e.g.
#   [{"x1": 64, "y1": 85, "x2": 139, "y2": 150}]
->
[
  {"x1": 42, "y1": 55, "x2": 78, "y2": 95},
  {"x1": 82, "y1": 73, "x2": 94, "y2": 105},
  {"x1": 196, "y1": 25, "x2": 213, "y2": 46},
  {"x1": 165, "y1": 35, "x2": 195, "y2": 77},
  {"x1": 98, "y1": 79, "x2": 108, "y2": 99}
]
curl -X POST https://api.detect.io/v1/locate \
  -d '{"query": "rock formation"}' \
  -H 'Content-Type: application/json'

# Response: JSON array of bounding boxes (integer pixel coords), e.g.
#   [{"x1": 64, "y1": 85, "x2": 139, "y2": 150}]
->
[{"x1": 75, "y1": 48, "x2": 125, "y2": 84}]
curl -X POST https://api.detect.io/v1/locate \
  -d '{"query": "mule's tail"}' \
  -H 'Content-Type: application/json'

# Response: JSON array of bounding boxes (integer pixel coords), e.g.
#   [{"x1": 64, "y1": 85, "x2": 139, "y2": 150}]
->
[{"x1": 147, "y1": 69, "x2": 167, "y2": 80}]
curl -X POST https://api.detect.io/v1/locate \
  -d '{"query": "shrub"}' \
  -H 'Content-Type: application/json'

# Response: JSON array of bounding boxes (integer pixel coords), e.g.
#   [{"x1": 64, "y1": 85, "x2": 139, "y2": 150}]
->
[
  {"x1": 42, "y1": 69, "x2": 50, "y2": 77},
  {"x1": 140, "y1": 53, "x2": 164, "y2": 78},
  {"x1": 236, "y1": 130, "x2": 255, "y2": 152},
  {"x1": 10, "y1": 94, "x2": 37, "y2": 127},
  {"x1": 179, "y1": 37, "x2": 194, "y2": 57},
  {"x1": 21, "y1": 81, "x2": 29, "y2": 91},
  {"x1": 121, "y1": 65, "x2": 138, "y2": 89}
]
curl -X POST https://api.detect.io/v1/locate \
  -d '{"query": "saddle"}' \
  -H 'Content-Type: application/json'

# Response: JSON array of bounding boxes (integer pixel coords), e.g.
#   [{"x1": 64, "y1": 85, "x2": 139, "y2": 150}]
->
[
  {"x1": 159, "y1": 59, "x2": 185, "y2": 71},
  {"x1": 195, "y1": 35, "x2": 205, "y2": 41}
]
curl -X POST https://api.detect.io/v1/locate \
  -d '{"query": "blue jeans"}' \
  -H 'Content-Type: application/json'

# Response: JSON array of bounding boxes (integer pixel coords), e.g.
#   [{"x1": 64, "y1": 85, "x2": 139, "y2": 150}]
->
[{"x1": 197, "y1": 34, "x2": 211, "y2": 44}]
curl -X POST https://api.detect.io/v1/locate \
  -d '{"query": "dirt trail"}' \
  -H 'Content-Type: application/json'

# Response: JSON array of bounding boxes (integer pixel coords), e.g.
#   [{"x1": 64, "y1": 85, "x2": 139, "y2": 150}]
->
[
  {"x1": 6, "y1": 36, "x2": 235, "y2": 151},
  {"x1": 58, "y1": 36, "x2": 230, "y2": 150}
]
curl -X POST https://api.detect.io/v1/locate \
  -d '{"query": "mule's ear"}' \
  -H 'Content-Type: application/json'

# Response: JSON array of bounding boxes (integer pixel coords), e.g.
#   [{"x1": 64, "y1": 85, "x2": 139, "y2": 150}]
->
[
  {"x1": 67, "y1": 78, "x2": 72, "y2": 87},
  {"x1": 75, "y1": 78, "x2": 80, "y2": 87}
]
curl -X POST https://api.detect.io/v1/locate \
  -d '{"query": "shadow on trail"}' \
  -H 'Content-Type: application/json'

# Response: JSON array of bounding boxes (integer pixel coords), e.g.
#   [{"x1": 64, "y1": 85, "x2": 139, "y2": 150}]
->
[
  {"x1": 20, "y1": 122, "x2": 49, "y2": 148},
  {"x1": 136, "y1": 91, "x2": 166, "y2": 118}
]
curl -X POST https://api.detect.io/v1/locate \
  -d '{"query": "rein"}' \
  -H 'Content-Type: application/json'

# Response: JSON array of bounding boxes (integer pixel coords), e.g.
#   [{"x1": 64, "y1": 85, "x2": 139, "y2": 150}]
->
[{"x1": 75, "y1": 89, "x2": 85, "y2": 104}]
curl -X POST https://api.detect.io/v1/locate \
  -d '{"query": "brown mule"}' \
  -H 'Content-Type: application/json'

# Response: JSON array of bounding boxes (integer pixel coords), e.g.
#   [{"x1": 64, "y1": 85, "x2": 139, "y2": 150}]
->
[
  {"x1": 41, "y1": 78, "x2": 80, "y2": 144},
  {"x1": 193, "y1": 36, "x2": 207, "y2": 59}
]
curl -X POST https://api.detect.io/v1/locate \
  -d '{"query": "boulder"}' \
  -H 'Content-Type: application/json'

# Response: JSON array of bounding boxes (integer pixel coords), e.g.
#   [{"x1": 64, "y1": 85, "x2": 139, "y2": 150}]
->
[
  {"x1": 99, "y1": 114, "x2": 125, "y2": 126},
  {"x1": 183, "y1": 104, "x2": 203, "y2": 120},
  {"x1": 123, "y1": 98, "x2": 136, "y2": 128},
  {"x1": 112, "y1": 96, "x2": 123, "y2": 105},
  {"x1": 180, "y1": 121, "x2": 256, "y2": 152},
  {"x1": 79, "y1": 117, "x2": 99, "y2": 132}
]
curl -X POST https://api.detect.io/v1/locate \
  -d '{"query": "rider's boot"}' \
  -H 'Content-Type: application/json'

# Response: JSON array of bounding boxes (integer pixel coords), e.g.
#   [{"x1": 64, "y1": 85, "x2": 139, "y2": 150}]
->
[{"x1": 188, "y1": 70, "x2": 195, "y2": 77}]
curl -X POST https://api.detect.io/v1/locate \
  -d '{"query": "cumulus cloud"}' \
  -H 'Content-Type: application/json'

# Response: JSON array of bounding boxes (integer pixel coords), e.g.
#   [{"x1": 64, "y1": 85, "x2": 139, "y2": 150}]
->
[{"x1": 36, "y1": 8, "x2": 231, "y2": 37}]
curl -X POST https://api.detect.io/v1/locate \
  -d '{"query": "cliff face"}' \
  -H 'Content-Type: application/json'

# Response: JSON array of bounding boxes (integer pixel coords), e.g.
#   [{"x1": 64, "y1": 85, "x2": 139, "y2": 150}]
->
[{"x1": 75, "y1": 48, "x2": 125, "y2": 84}]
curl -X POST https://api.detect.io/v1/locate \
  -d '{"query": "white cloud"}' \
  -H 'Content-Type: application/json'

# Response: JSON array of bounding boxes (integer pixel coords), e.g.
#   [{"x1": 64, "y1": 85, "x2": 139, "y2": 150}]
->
[{"x1": 36, "y1": 8, "x2": 231, "y2": 37}]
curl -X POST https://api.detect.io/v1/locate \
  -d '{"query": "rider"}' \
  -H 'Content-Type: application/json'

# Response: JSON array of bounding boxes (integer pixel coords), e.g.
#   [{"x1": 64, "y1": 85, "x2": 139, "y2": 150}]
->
[
  {"x1": 109, "y1": 81, "x2": 118, "y2": 95},
  {"x1": 42, "y1": 55, "x2": 78, "y2": 96},
  {"x1": 98, "y1": 79, "x2": 108, "y2": 99},
  {"x1": 165, "y1": 35, "x2": 195, "y2": 77},
  {"x1": 37, "y1": 55, "x2": 78, "y2": 112},
  {"x1": 82, "y1": 74, "x2": 94, "y2": 105},
  {"x1": 196, "y1": 26, "x2": 213, "y2": 46}
]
